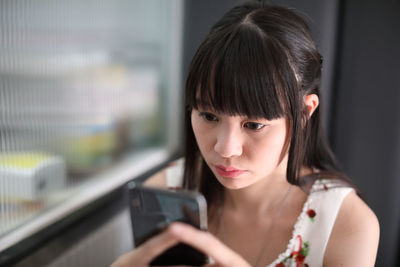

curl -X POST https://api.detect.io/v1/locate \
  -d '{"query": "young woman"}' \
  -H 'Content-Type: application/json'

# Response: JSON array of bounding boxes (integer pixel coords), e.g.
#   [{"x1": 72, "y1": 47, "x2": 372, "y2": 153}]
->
[{"x1": 112, "y1": 1, "x2": 379, "y2": 266}]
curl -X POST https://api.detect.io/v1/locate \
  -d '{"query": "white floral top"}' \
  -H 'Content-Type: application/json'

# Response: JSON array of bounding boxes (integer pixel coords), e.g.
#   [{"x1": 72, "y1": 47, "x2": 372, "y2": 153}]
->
[
  {"x1": 267, "y1": 179, "x2": 353, "y2": 267},
  {"x1": 165, "y1": 159, "x2": 353, "y2": 267}
]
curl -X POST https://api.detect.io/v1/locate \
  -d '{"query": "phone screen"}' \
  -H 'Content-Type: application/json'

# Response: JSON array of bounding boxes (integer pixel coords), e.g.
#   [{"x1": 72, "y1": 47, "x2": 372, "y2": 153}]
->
[{"x1": 127, "y1": 182, "x2": 208, "y2": 266}]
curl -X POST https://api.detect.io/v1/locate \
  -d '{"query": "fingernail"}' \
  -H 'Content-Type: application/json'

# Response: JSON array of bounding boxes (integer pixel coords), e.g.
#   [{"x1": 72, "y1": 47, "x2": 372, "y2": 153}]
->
[{"x1": 170, "y1": 222, "x2": 185, "y2": 235}]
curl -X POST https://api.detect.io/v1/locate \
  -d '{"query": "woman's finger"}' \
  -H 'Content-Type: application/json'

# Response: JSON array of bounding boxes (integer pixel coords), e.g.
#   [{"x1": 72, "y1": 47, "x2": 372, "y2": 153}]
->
[
  {"x1": 166, "y1": 222, "x2": 251, "y2": 267},
  {"x1": 111, "y1": 229, "x2": 179, "y2": 267}
]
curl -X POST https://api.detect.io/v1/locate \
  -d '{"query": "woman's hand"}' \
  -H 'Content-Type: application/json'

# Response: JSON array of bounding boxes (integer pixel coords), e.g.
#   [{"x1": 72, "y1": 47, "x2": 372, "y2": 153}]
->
[
  {"x1": 111, "y1": 222, "x2": 251, "y2": 267},
  {"x1": 110, "y1": 226, "x2": 179, "y2": 267},
  {"x1": 168, "y1": 222, "x2": 251, "y2": 267}
]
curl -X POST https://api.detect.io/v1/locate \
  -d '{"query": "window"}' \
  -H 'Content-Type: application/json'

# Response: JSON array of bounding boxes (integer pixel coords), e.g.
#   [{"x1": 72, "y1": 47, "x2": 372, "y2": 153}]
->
[{"x1": 0, "y1": 0, "x2": 183, "y2": 252}]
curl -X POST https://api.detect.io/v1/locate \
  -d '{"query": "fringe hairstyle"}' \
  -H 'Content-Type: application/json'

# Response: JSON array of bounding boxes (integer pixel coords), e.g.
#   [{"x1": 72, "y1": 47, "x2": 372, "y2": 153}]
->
[{"x1": 183, "y1": 1, "x2": 359, "y2": 209}]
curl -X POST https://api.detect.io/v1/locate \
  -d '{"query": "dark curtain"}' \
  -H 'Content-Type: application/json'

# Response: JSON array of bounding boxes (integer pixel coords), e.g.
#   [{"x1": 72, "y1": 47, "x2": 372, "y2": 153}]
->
[{"x1": 331, "y1": 0, "x2": 400, "y2": 266}]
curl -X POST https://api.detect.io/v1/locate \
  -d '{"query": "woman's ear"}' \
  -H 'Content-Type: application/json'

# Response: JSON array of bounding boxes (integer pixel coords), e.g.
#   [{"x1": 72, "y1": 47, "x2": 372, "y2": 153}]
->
[{"x1": 304, "y1": 94, "x2": 319, "y2": 118}]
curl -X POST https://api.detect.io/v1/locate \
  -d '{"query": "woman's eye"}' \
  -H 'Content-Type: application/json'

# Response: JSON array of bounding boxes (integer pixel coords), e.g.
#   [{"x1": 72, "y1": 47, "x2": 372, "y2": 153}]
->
[
  {"x1": 199, "y1": 112, "x2": 218, "y2": 122},
  {"x1": 243, "y1": 122, "x2": 265, "y2": 130}
]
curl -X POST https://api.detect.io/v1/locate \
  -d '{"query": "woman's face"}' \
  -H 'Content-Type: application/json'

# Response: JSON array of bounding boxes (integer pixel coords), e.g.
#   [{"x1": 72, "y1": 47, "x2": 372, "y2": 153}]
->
[{"x1": 191, "y1": 107, "x2": 289, "y2": 190}]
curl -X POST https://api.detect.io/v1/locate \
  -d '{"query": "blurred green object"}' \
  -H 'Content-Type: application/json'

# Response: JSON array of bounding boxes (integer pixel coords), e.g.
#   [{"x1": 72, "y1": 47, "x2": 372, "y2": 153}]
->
[{"x1": 63, "y1": 122, "x2": 118, "y2": 174}]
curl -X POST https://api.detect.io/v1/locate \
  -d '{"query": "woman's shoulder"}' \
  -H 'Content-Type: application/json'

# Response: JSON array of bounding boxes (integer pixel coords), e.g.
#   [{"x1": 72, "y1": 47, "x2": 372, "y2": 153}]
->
[{"x1": 323, "y1": 190, "x2": 380, "y2": 266}]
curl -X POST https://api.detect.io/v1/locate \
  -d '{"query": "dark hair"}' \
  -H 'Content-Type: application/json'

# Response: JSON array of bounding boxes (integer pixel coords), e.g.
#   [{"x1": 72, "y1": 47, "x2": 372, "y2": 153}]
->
[{"x1": 183, "y1": 1, "x2": 357, "y2": 209}]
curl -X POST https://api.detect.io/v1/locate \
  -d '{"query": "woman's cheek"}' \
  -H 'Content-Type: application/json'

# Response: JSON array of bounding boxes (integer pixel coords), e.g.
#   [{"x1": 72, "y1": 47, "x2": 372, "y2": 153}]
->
[
  {"x1": 195, "y1": 127, "x2": 213, "y2": 152},
  {"x1": 191, "y1": 120, "x2": 208, "y2": 149}
]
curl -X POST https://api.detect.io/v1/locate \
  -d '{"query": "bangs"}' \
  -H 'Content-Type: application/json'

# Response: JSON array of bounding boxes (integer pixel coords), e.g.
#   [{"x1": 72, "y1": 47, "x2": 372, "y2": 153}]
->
[{"x1": 186, "y1": 23, "x2": 293, "y2": 120}]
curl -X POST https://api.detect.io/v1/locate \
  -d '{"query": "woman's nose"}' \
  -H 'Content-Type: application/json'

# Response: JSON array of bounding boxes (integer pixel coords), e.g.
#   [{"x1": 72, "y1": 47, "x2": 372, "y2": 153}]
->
[{"x1": 214, "y1": 127, "x2": 243, "y2": 158}]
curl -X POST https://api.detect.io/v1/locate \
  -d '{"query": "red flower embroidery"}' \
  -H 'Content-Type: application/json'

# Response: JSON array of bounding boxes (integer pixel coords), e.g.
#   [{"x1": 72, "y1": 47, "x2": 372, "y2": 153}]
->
[
  {"x1": 296, "y1": 254, "x2": 305, "y2": 265},
  {"x1": 292, "y1": 235, "x2": 303, "y2": 255},
  {"x1": 306, "y1": 209, "x2": 316, "y2": 222},
  {"x1": 281, "y1": 235, "x2": 309, "y2": 266}
]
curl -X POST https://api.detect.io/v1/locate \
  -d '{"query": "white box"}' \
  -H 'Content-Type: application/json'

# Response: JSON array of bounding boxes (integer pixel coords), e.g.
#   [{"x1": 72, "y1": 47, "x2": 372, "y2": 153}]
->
[{"x1": 0, "y1": 153, "x2": 66, "y2": 201}]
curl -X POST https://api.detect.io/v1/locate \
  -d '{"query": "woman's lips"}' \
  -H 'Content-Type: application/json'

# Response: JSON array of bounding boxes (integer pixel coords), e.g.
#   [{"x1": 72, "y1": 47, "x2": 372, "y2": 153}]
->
[{"x1": 214, "y1": 165, "x2": 245, "y2": 178}]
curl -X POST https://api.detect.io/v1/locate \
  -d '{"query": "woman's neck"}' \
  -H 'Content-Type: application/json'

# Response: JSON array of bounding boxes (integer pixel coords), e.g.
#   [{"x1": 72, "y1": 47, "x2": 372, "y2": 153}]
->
[
  {"x1": 221, "y1": 165, "x2": 313, "y2": 217},
  {"x1": 223, "y1": 173, "x2": 291, "y2": 217}
]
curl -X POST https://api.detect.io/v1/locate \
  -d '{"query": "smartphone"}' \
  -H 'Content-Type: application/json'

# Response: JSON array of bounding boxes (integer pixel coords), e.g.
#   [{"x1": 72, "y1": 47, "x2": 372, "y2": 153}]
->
[{"x1": 126, "y1": 181, "x2": 208, "y2": 266}]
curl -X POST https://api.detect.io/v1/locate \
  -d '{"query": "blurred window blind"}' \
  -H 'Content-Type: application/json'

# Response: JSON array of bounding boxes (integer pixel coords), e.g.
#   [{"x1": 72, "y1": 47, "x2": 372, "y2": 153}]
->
[{"x1": 0, "y1": 0, "x2": 183, "y2": 250}]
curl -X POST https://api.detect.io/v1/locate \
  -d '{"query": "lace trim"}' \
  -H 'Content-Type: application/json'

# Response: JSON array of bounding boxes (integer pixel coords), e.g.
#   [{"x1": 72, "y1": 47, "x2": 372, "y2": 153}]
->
[{"x1": 266, "y1": 180, "x2": 321, "y2": 266}]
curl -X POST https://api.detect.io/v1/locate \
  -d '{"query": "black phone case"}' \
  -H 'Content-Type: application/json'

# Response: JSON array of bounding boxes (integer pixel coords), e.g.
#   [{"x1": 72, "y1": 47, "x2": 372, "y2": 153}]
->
[{"x1": 127, "y1": 182, "x2": 208, "y2": 266}]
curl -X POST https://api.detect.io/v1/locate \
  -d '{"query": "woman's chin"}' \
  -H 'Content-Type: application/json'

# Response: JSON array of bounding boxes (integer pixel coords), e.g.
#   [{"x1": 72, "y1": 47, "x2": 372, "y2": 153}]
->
[{"x1": 216, "y1": 176, "x2": 254, "y2": 190}]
